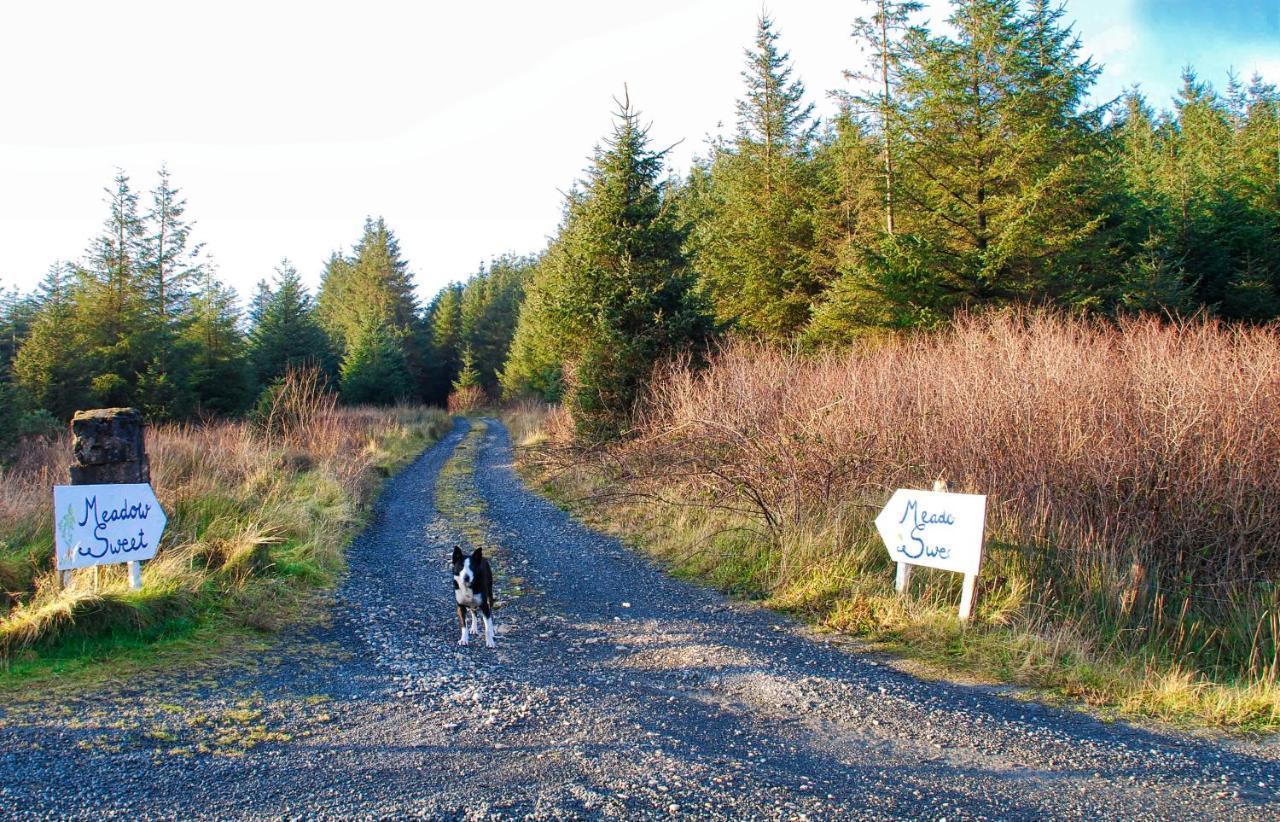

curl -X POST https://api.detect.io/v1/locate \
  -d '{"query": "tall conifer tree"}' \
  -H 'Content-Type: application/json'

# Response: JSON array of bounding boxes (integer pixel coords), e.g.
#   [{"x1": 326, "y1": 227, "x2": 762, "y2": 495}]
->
[
  {"x1": 247, "y1": 260, "x2": 335, "y2": 386},
  {"x1": 507, "y1": 92, "x2": 713, "y2": 440},
  {"x1": 317, "y1": 218, "x2": 426, "y2": 398},
  {"x1": 184, "y1": 271, "x2": 251, "y2": 415},
  {"x1": 142, "y1": 166, "x2": 203, "y2": 322},
  {"x1": 75, "y1": 171, "x2": 158, "y2": 407},
  {"x1": 425, "y1": 282, "x2": 464, "y2": 405},
  {"x1": 687, "y1": 16, "x2": 825, "y2": 339},
  {"x1": 848, "y1": 0, "x2": 923, "y2": 235},
  {"x1": 340, "y1": 316, "x2": 411, "y2": 405},
  {"x1": 885, "y1": 0, "x2": 1106, "y2": 309},
  {"x1": 12, "y1": 263, "x2": 86, "y2": 419}
]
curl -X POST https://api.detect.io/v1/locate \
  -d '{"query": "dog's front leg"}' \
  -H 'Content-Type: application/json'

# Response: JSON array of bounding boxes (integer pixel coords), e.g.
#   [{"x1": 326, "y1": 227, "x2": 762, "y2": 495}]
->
[
  {"x1": 482, "y1": 610, "x2": 495, "y2": 649},
  {"x1": 457, "y1": 604, "x2": 470, "y2": 646}
]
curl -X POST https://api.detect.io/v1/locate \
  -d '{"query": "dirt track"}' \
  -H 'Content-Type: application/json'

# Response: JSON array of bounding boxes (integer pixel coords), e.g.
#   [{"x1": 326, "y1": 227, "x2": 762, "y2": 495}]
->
[{"x1": 1, "y1": 417, "x2": 1277, "y2": 819}]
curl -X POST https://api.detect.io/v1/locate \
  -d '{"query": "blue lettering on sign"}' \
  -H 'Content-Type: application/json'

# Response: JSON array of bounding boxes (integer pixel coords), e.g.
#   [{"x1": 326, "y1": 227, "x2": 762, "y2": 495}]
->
[
  {"x1": 895, "y1": 499, "x2": 953, "y2": 561},
  {"x1": 76, "y1": 495, "x2": 152, "y2": 559}
]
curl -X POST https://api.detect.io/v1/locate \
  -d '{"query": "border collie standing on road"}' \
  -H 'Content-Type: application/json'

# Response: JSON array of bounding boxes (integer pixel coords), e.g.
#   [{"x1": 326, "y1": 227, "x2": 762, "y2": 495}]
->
[{"x1": 452, "y1": 546, "x2": 495, "y2": 648}]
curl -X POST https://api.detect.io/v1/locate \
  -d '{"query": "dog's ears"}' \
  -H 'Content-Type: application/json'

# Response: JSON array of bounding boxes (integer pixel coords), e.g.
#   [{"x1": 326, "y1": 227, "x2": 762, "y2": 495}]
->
[
  {"x1": 472, "y1": 547, "x2": 483, "y2": 563},
  {"x1": 451, "y1": 545, "x2": 463, "y2": 562}
]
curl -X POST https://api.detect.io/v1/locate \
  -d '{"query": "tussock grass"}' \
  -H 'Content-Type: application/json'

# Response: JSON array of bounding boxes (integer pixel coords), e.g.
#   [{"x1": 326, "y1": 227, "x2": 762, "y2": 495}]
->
[
  {"x1": 502, "y1": 399, "x2": 561, "y2": 448},
  {"x1": 519, "y1": 311, "x2": 1280, "y2": 730},
  {"x1": 0, "y1": 378, "x2": 449, "y2": 669}
]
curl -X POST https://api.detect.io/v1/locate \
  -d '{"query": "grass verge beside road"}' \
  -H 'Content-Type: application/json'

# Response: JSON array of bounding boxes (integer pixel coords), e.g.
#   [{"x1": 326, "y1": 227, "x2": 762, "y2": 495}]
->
[
  {"x1": 0, "y1": 385, "x2": 449, "y2": 685},
  {"x1": 525, "y1": 474, "x2": 1280, "y2": 733}
]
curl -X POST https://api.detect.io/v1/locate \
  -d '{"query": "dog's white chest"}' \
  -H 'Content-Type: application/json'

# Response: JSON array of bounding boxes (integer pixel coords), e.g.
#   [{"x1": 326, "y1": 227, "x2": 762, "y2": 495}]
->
[{"x1": 455, "y1": 585, "x2": 482, "y2": 607}]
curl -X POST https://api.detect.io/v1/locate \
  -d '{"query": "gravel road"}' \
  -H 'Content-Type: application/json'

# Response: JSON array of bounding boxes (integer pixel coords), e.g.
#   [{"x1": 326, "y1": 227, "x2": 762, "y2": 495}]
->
[{"x1": 2, "y1": 417, "x2": 1277, "y2": 820}]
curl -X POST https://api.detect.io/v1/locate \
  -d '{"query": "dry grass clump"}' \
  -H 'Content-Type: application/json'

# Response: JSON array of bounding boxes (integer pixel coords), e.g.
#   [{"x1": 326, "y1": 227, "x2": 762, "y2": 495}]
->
[
  {"x1": 501, "y1": 399, "x2": 566, "y2": 447},
  {"x1": 535, "y1": 309, "x2": 1280, "y2": 727},
  {"x1": 448, "y1": 386, "x2": 487, "y2": 415},
  {"x1": 0, "y1": 370, "x2": 450, "y2": 663}
]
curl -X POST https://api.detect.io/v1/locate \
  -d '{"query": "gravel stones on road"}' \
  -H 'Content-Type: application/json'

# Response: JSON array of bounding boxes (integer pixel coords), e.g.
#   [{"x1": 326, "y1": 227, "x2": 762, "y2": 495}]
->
[{"x1": 1, "y1": 417, "x2": 1276, "y2": 820}]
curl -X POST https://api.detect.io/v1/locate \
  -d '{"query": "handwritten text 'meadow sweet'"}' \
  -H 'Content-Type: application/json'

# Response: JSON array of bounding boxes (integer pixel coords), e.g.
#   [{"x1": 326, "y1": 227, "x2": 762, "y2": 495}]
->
[
  {"x1": 896, "y1": 500, "x2": 954, "y2": 561},
  {"x1": 76, "y1": 496, "x2": 152, "y2": 559}
]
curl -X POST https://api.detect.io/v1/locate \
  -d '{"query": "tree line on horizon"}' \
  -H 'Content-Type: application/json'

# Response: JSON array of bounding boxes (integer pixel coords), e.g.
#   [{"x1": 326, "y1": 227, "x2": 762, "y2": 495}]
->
[
  {"x1": 0, "y1": 168, "x2": 531, "y2": 449},
  {"x1": 1, "y1": 0, "x2": 1277, "y2": 448}
]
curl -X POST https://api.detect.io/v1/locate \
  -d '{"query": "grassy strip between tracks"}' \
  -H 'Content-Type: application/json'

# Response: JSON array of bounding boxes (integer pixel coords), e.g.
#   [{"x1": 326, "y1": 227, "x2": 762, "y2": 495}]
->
[{"x1": 434, "y1": 417, "x2": 531, "y2": 611}]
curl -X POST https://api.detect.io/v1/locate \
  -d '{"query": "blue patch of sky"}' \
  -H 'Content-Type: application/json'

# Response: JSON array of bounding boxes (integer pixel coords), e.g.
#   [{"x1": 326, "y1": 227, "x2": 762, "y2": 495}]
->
[
  {"x1": 1115, "y1": 0, "x2": 1278, "y2": 108},
  {"x1": 912, "y1": 0, "x2": 1276, "y2": 117},
  {"x1": 1134, "y1": 0, "x2": 1277, "y2": 39}
]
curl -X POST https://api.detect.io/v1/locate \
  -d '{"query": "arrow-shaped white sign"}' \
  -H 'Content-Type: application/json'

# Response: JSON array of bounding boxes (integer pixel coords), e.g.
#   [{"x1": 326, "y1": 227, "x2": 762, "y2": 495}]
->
[
  {"x1": 53, "y1": 483, "x2": 168, "y2": 571},
  {"x1": 875, "y1": 488, "x2": 987, "y2": 576}
]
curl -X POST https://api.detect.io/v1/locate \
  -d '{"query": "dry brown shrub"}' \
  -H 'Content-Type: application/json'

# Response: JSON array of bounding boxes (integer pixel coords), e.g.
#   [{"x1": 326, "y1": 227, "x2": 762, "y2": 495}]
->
[
  {"x1": 612, "y1": 309, "x2": 1280, "y2": 674},
  {"x1": 448, "y1": 385, "x2": 487, "y2": 415},
  {"x1": 253, "y1": 366, "x2": 339, "y2": 450}
]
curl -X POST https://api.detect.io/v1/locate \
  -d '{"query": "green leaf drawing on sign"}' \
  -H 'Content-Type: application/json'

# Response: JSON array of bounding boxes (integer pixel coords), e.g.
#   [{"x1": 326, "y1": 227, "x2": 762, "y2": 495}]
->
[{"x1": 58, "y1": 504, "x2": 76, "y2": 555}]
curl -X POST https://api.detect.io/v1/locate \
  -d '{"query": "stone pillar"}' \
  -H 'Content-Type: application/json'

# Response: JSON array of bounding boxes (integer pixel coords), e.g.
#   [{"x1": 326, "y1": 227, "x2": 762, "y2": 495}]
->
[
  {"x1": 67, "y1": 408, "x2": 150, "y2": 589},
  {"x1": 69, "y1": 408, "x2": 150, "y2": 485}
]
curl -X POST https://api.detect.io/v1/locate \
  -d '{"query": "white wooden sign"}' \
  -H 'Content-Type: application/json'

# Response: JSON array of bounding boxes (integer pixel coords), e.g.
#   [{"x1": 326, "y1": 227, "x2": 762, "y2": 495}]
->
[
  {"x1": 875, "y1": 488, "x2": 987, "y2": 620},
  {"x1": 53, "y1": 484, "x2": 167, "y2": 578}
]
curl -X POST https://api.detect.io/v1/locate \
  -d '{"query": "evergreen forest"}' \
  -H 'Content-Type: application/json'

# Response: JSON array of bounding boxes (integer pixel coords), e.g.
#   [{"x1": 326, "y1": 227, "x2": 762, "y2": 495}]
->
[{"x1": 2, "y1": 0, "x2": 1276, "y2": 447}]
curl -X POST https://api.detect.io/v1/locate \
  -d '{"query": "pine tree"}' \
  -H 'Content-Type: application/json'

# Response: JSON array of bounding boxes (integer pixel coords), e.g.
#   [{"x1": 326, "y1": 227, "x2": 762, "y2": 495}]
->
[
  {"x1": 884, "y1": 0, "x2": 1106, "y2": 311},
  {"x1": 459, "y1": 269, "x2": 487, "y2": 365},
  {"x1": 315, "y1": 250, "x2": 355, "y2": 355},
  {"x1": 135, "y1": 166, "x2": 207, "y2": 418},
  {"x1": 0, "y1": 279, "x2": 53, "y2": 453},
  {"x1": 317, "y1": 218, "x2": 426, "y2": 398},
  {"x1": 452, "y1": 345, "x2": 482, "y2": 391},
  {"x1": 339, "y1": 316, "x2": 411, "y2": 405},
  {"x1": 1227, "y1": 74, "x2": 1280, "y2": 318},
  {"x1": 424, "y1": 282, "x2": 464, "y2": 404},
  {"x1": 1238, "y1": 74, "x2": 1279, "y2": 223},
  {"x1": 687, "y1": 16, "x2": 825, "y2": 339},
  {"x1": 499, "y1": 275, "x2": 565, "y2": 403},
  {"x1": 1167, "y1": 70, "x2": 1280, "y2": 318},
  {"x1": 0, "y1": 283, "x2": 40, "y2": 375},
  {"x1": 736, "y1": 15, "x2": 817, "y2": 172},
  {"x1": 1112, "y1": 72, "x2": 1280, "y2": 319},
  {"x1": 446, "y1": 345, "x2": 485, "y2": 414},
  {"x1": 453, "y1": 254, "x2": 532, "y2": 393},
  {"x1": 1109, "y1": 91, "x2": 1194, "y2": 312},
  {"x1": 848, "y1": 0, "x2": 923, "y2": 235},
  {"x1": 13, "y1": 264, "x2": 89, "y2": 419},
  {"x1": 349, "y1": 217, "x2": 421, "y2": 332},
  {"x1": 142, "y1": 166, "x2": 203, "y2": 322},
  {"x1": 183, "y1": 270, "x2": 252, "y2": 416},
  {"x1": 247, "y1": 260, "x2": 335, "y2": 387},
  {"x1": 1168, "y1": 71, "x2": 1236, "y2": 306},
  {"x1": 508, "y1": 92, "x2": 714, "y2": 440},
  {"x1": 803, "y1": 107, "x2": 890, "y2": 344},
  {"x1": 75, "y1": 171, "x2": 161, "y2": 408}
]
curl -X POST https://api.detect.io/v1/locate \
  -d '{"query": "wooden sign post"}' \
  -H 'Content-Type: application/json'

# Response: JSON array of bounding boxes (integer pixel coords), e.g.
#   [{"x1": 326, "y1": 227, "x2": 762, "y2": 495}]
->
[
  {"x1": 55, "y1": 408, "x2": 166, "y2": 591},
  {"x1": 875, "y1": 484, "x2": 987, "y2": 621}
]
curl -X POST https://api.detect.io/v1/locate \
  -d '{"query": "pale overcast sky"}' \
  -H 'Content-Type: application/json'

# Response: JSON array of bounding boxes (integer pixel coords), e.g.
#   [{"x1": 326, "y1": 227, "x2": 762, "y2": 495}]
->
[{"x1": 1, "y1": 0, "x2": 1275, "y2": 305}]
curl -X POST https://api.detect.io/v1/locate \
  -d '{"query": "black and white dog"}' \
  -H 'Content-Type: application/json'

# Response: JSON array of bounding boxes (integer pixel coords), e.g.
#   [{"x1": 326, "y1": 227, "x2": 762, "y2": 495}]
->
[{"x1": 452, "y1": 546, "x2": 495, "y2": 648}]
